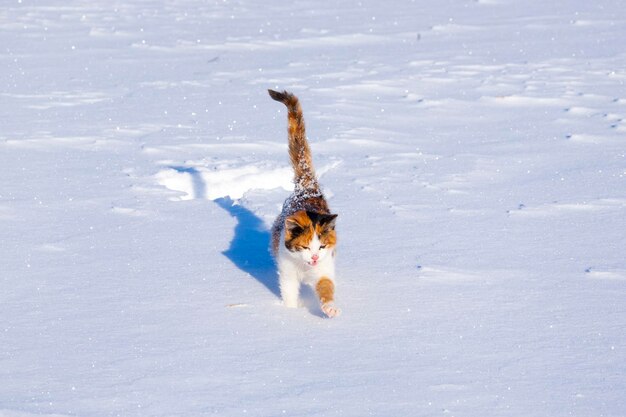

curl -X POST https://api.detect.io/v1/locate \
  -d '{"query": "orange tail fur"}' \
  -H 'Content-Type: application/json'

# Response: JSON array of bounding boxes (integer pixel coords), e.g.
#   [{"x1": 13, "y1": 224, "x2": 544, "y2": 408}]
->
[{"x1": 268, "y1": 89, "x2": 318, "y2": 192}]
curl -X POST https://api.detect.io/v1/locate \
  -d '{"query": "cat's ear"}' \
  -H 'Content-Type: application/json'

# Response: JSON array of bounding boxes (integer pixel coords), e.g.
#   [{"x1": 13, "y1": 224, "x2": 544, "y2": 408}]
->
[
  {"x1": 285, "y1": 211, "x2": 310, "y2": 235},
  {"x1": 320, "y1": 214, "x2": 338, "y2": 229},
  {"x1": 285, "y1": 217, "x2": 302, "y2": 234}
]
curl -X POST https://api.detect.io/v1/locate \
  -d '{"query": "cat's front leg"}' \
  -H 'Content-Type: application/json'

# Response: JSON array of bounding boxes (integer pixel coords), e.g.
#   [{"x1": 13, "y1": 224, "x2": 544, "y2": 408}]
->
[
  {"x1": 316, "y1": 277, "x2": 341, "y2": 318},
  {"x1": 278, "y1": 260, "x2": 300, "y2": 308}
]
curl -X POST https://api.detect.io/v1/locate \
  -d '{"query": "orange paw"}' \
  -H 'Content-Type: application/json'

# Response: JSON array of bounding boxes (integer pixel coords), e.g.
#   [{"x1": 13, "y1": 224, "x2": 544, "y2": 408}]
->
[{"x1": 321, "y1": 302, "x2": 341, "y2": 318}]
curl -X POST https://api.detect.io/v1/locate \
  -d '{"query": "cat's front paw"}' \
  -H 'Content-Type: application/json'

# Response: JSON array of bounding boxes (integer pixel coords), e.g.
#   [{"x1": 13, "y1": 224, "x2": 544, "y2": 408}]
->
[
  {"x1": 283, "y1": 299, "x2": 299, "y2": 309},
  {"x1": 321, "y1": 302, "x2": 341, "y2": 318}
]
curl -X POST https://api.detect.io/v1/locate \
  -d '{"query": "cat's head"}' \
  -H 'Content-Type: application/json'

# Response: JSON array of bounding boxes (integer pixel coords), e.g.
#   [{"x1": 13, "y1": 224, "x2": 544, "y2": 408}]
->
[{"x1": 284, "y1": 210, "x2": 337, "y2": 266}]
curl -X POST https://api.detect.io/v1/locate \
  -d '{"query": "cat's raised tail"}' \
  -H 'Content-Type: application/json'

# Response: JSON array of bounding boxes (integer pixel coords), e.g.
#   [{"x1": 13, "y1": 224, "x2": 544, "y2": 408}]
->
[{"x1": 268, "y1": 89, "x2": 318, "y2": 192}]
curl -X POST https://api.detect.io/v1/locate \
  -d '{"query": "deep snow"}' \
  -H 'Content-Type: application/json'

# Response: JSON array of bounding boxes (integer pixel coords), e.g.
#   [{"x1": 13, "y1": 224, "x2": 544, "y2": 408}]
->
[{"x1": 1, "y1": 1, "x2": 625, "y2": 416}]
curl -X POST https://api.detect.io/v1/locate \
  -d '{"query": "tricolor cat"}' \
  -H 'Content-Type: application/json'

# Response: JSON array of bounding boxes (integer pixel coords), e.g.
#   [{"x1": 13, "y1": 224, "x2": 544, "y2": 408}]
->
[{"x1": 268, "y1": 89, "x2": 341, "y2": 318}]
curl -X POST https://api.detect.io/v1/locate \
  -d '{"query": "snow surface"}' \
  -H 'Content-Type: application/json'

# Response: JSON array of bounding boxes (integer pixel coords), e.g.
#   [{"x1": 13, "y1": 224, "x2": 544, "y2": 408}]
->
[{"x1": 1, "y1": 1, "x2": 625, "y2": 416}]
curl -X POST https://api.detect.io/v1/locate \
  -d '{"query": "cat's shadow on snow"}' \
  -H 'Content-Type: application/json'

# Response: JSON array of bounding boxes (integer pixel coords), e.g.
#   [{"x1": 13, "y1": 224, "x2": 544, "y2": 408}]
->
[
  {"x1": 215, "y1": 197, "x2": 280, "y2": 299},
  {"x1": 172, "y1": 165, "x2": 323, "y2": 315},
  {"x1": 168, "y1": 165, "x2": 279, "y2": 298},
  {"x1": 216, "y1": 197, "x2": 325, "y2": 316}
]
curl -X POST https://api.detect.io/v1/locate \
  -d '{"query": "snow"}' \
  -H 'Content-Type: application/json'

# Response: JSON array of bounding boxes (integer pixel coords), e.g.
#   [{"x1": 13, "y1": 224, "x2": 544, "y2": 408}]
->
[{"x1": 1, "y1": 0, "x2": 625, "y2": 416}]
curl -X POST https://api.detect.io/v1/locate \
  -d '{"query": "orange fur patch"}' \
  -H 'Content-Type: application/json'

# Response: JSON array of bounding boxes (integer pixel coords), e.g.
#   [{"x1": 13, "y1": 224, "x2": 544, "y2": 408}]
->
[
  {"x1": 316, "y1": 277, "x2": 335, "y2": 304},
  {"x1": 315, "y1": 223, "x2": 337, "y2": 248},
  {"x1": 284, "y1": 211, "x2": 314, "y2": 250}
]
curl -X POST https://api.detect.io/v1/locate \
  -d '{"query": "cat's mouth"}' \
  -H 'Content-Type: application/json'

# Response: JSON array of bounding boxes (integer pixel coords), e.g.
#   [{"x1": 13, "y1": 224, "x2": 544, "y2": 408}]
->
[{"x1": 307, "y1": 260, "x2": 318, "y2": 267}]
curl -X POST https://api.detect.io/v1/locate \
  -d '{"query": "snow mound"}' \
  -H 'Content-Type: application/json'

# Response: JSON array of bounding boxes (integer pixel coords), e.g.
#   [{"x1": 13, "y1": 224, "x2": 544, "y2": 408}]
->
[
  {"x1": 155, "y1": 161, "x2": 341, "y2": 201},
  {"x1": 155, "y1": 164, "x2": 293, "y2": 200}
]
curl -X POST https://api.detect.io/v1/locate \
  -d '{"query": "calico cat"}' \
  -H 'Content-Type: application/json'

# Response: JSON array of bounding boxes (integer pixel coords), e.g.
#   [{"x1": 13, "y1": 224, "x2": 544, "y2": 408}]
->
[{"x1": 268, "y1": 89, "x2": 341, "y2": 318}]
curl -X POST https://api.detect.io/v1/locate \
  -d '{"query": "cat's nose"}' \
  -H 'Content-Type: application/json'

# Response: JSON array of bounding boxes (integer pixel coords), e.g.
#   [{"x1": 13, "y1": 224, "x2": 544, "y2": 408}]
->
[{"x1": 311, "y1": 254, "x2": 319, "y2": 261}]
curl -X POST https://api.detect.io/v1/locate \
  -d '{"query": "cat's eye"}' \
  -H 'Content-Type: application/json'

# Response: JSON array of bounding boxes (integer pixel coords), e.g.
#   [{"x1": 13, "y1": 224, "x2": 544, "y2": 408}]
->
[{"x1": 320, "y1": 245, "x2": 326, "y2": 249}]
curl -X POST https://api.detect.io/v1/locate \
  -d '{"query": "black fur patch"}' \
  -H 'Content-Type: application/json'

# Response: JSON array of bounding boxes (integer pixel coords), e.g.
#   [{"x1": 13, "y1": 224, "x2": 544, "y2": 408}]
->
[{"x1": 306, "y1": 211, "x2": 338, "y2": 229}]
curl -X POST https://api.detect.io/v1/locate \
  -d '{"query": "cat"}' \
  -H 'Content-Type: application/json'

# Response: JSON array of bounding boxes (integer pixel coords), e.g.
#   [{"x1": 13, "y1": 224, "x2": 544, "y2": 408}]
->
[{"x1": 268, "y1": 89, "x2": 341, "y2": 318}]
